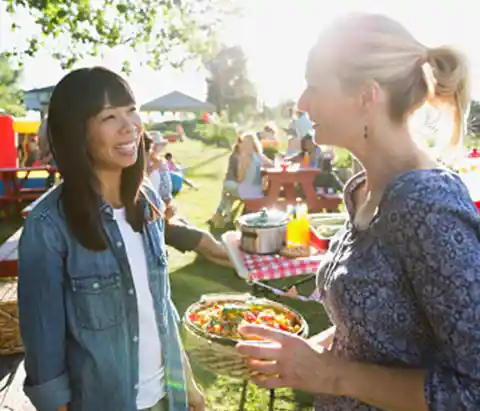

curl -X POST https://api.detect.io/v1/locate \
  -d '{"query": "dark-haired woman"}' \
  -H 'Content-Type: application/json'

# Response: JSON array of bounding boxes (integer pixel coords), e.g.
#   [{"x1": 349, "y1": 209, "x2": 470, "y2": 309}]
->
[{"x1": 18, "y1": 67, "x2": 205, "y2": 411}]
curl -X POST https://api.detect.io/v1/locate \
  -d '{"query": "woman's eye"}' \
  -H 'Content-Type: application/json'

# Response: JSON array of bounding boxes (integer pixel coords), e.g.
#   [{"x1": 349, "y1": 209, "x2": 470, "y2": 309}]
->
[
  {"x1": 129, "y1": 106, "x2": 137, "y2": 113},
  {"x1": 103, "y1": 115, "x2": 115, "y2": 121}
]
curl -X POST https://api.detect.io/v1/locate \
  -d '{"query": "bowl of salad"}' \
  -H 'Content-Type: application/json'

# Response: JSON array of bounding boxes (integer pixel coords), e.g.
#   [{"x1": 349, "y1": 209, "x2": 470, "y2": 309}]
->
[{"x1": 182, "y1": 293, "x2": 308, "y2": 378}]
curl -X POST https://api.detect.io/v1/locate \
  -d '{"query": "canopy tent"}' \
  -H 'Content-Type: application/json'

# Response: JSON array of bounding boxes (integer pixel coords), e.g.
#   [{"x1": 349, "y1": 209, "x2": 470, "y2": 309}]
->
[{"x1": 140, "y1": 91, "x2": 216, "y2": 113}]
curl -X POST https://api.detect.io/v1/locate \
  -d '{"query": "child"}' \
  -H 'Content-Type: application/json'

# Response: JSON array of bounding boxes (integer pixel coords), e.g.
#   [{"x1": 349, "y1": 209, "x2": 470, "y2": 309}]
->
[
  {"x1": 165, "y1": 152, "x2": 179, "y2": 171},
  {"x1": 164, "y1": 152, "x2": 199, "y2": 190}
]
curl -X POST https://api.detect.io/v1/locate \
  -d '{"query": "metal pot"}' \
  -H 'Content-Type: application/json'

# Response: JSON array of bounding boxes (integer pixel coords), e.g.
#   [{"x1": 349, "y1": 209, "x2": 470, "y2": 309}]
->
[{"x1": 237, "y1": 208, "x2": 289, "y2": 255}]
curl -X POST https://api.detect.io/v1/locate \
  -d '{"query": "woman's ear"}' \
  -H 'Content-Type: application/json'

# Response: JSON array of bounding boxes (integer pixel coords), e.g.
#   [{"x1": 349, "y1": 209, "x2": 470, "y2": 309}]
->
[{"x1": 360, "y1": 81, "x2": 381, "y2": 113}]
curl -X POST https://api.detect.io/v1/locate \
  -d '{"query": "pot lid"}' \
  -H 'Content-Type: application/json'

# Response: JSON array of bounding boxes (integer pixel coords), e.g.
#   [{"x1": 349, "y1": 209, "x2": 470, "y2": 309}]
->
[{"x1": 240, "y1": 208, "x2": 289, "y2": 228}]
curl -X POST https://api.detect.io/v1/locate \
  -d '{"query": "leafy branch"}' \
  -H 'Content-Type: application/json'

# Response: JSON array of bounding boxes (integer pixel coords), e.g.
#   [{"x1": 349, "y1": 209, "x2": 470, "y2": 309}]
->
[{"x1": 4, "y1": 0, "x2": 238, "y2": 73}]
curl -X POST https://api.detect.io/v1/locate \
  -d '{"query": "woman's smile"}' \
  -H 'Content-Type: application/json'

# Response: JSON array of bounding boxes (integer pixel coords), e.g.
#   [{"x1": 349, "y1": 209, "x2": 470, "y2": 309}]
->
[{"x1": 114, "y1": 139, "x2": 137, "y2": 157}]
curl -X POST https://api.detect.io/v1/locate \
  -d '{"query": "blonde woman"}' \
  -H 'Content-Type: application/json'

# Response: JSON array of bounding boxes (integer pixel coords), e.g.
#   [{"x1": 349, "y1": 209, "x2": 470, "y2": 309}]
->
[
  {"x1": 237, "y1": 132, "x2": 273, "y2": 199},
  {"x1": 209, "y1": 136, "x2": 242, "y2": 225},
  {"x1": 237, "y1": 13, "x2": 480, "y2": 411}
]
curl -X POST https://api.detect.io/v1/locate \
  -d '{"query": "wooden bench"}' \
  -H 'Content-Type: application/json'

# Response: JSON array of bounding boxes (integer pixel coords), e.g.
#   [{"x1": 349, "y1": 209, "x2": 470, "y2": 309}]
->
[
  {"x1": 21, "y1": 185, "x2": 57, "y2": 217},
  {"x1": 0, "y1": 228, "x2": 21, "y2": 278},
  {"x1": 243, "y1": 194, "x2": 343, "y2": 213}
]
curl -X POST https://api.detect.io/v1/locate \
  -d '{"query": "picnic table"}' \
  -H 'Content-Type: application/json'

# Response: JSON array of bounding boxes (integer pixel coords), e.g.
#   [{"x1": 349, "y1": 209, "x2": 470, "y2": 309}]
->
[
  {"x1": 0, "y1": 166, "x2": 57, "y2": 217},
  {"x1": 243, "y1": 166, "x2": 343, "y2": 213}
]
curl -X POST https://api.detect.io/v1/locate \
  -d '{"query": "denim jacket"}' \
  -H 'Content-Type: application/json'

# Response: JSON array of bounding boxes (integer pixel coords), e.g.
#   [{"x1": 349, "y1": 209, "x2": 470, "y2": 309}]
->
[{"x1": 18, "y1": 183, "x2": 188, "y2": 411}]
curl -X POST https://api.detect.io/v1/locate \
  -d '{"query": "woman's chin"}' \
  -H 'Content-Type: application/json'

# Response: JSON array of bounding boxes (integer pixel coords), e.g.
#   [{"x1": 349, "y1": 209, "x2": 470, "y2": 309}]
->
[
  {"x1": 314, "y1": 128, "x2": 328, "y2": 145},
  {"x1": 314, "y1": 129, "x2": 341, "y2": 148},
  {"x1": 117, "y1": 154, "x2": 139, "y2": 169}
]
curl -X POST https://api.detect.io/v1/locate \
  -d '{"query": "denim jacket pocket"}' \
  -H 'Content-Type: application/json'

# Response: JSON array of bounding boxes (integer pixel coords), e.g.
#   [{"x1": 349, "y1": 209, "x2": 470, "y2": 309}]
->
[{"x1": 70, "y1": 273, "x2": 124, "y2": 330}]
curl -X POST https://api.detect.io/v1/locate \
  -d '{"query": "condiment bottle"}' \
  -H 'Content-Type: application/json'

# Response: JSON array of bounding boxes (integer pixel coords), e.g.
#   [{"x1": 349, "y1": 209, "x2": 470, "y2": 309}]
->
[
  {"x1": 286, "y1": 205, "x2": 300, "y2": 248},
  {"x1": 303, "y1": 153, "x2": 310, "y2": 168},
  {"x1": 296, "y1": 202, "x2": 310, "y2": 246}
]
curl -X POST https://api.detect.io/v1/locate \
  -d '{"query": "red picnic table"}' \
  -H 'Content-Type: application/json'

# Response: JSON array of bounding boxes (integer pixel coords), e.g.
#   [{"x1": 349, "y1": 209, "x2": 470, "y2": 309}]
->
[
  {"x1": 0, "y1": 166, "x2": 58, "y2": 217},
  {"x1": 244, "y1": 167, "x2": 343, "y2": 213}
]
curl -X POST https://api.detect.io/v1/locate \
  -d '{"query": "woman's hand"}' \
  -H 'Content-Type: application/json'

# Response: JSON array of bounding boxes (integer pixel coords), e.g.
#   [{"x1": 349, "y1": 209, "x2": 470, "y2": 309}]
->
[
  {"x1": 236, "y1": 324, "x2": 345, "y2": 395},
  {"x1": 188, "y1": 383, "x2": 206, "y2": 411},
  {"x1": 164, "y1": 204, "x2": 176, "y2": 221}
]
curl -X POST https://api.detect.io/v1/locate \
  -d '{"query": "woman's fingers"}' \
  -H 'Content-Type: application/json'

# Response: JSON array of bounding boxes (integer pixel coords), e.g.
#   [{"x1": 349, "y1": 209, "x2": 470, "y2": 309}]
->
[
  {"x1": 239, "y1": 324, "x2": 290, "y2": 343},
  {"x1": 251, "y1": 375, "x2": 285, "y2": 390},
  {"x1": 246, "y1": 359, "x2": 279, "y2": 375},
  {"x1": 237, "y1": 342, "x2": 281, "y2": 361}
]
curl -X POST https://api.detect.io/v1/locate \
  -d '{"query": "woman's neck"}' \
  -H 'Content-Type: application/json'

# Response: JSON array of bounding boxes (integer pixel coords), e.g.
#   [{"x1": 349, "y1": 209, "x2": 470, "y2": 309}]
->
[
  {"x1": 96, "y1": 168, "x2": 123, "y2": 208},
  {"x1": 359, "y1": 130, "x2": 434, "y2": 195},
  {"x1": 351, "y1": 129, "x2": 436, "y2": 228}
]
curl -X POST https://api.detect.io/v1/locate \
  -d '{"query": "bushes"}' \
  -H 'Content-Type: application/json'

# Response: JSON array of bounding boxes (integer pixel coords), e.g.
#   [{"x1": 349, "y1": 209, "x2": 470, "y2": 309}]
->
[
  {"x1": 146, "y1": 117, "x2": 239, "y2": 149},
  {"x1": 195, "y1": 123, "x2": 238, "y2": 148},
  {"x1": 332, "y1": 148, "x2": 353, "y2": 169},
  {"x1": 148, "y1": 119, "x2": 199, "y2": 136},
  {"x1": 263, "y1": 146, "x2": 279, "y2": 160}
]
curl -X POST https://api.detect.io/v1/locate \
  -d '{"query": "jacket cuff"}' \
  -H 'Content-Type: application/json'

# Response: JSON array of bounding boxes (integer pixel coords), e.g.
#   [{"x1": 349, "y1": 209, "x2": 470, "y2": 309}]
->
[{"x1": 24, "y1": 372, "x2": 71, "y2": 411}]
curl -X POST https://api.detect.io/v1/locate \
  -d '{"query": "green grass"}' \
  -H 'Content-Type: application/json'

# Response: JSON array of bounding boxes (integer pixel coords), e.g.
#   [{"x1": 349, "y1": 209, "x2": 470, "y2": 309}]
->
[
  {"x1": 0, "y1": 139, "x2": 330, "y2": 410},
  {"x1": 167, "y1": 140, "x2": 329, "y2": 410}
]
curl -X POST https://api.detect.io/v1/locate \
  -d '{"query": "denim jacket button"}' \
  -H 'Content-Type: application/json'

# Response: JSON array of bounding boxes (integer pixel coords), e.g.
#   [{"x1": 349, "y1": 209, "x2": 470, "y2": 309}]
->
[
  {"x1": 133, "y1": 335, "x2": 138, "y2": 343},
  {"x1": 128, "y1": 288, "x2": 134, "y2": 295},
  {"x1": 134, "y1": 384, "x2": 138, "y2": 390},
  {"x1": 92, "y1": 282, "x2": 100, "y2": 289},
  {"x1": 116, "y1": 241, "x2": 123, "y2": 248}
]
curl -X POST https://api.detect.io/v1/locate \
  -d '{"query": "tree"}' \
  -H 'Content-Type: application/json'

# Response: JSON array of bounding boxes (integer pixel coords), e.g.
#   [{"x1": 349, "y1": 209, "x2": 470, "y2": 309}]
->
[
  {"x1": 0, "y1": 54, "x2": 25, "y2": 116},
  {"x1": 468, "y1": 100, "x2": 480, "y2": 134},
  {"x1": 205, "y1": 45, "x2": 257, "y2": 121},
  {"x1": 4, "y1": 0, "x2": 238, "y2": 72}
]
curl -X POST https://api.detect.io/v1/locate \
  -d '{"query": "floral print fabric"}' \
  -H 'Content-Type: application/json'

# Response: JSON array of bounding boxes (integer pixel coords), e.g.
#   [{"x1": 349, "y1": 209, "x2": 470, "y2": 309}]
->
[{"x1": 315, "y1": 169, "x2": 480, "y2": 410}]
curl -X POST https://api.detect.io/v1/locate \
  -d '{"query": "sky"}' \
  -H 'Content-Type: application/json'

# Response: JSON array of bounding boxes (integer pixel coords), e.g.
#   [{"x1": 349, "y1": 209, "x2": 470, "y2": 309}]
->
[{"x1": 0, "y1": 0, "x2": 479, "y2": 109}]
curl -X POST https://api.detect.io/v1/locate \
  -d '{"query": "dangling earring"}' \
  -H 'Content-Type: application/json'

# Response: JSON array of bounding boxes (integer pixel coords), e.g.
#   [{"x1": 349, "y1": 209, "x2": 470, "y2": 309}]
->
[{"x1": 364, "y1": 125, "x2": 368, "y2": 139}]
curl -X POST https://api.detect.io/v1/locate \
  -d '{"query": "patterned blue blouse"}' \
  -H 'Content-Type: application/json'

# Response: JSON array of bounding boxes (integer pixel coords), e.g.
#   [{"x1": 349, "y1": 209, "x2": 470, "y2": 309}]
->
[{"x1": 315, "y1": 169, "x2": 480, "y2": 410}]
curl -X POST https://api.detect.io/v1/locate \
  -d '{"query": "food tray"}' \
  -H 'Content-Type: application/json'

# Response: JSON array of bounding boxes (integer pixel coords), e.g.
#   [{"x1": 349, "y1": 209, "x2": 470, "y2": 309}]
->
[{"x1": 182, "y1": 293, "x2": 308, "y2": 379}]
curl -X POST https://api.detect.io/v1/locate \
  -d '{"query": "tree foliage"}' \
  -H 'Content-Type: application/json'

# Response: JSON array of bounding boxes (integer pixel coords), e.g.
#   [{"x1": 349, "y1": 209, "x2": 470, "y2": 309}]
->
[
  {"x1": 4, "y1": 0, "x2": 238, "y2": 72},
  {"x1": 205, "y1": 45, "x2": 257, "y2": 121},
  {"x1": 0, "y1": 54, "x2": 25, "y2": 116},
  {"x1": 468, "y1": 100, "x2": 480, "y2": 134}
]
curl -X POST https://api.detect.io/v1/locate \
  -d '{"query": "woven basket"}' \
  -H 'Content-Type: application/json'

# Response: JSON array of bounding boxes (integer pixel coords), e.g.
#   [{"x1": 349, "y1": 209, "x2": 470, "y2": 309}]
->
[
  {"x1": 0, "y1": 280, "x2": 23, "y2": 355},
  {"x1": 182, "y1": 293, "x2": 308, "y2": 379}
]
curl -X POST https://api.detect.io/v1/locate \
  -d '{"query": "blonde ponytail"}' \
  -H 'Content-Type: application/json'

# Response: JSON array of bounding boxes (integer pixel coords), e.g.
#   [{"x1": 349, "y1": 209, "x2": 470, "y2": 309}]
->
[{"x1": 427, "y1": 46, "x2": 470, "y2": 148}]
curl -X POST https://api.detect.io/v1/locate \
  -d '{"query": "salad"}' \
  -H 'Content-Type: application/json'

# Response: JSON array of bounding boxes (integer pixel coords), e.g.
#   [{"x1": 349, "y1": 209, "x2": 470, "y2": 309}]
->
[{"x1": 187, "y1": 301, "x2": 302, "y2": 340}]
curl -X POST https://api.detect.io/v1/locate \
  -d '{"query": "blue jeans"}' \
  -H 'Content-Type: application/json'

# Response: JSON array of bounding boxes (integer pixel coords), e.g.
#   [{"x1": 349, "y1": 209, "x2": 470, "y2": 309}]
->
[
  {"x1": 216, "y1": 180, "x2": 239, "y2": 218},
  {"x1": 140, "y1": 397, "x2": 168, "y2": 411}
]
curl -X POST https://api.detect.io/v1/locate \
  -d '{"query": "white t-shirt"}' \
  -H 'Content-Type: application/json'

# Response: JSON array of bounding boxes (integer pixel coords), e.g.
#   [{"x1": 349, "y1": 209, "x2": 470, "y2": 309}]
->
[
  {"x1": 293, "y1": 113, "x2": 313, "y2": 138},
  {"x1": 113, "y1": 208, "x2": 165, "y2": 409}
]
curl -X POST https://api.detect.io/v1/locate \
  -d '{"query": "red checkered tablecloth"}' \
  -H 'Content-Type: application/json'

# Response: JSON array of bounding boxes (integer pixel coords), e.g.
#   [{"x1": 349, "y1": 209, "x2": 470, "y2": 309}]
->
[{"x1": 234, "y1": 236, "x2": 325, "y2": 281}]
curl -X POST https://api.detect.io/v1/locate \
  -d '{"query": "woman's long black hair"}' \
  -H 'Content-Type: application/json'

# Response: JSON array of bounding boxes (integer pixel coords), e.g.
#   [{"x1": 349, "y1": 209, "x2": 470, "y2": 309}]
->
[{"x1": 48, "y1": 67, "x2": 157, "y2": 251}]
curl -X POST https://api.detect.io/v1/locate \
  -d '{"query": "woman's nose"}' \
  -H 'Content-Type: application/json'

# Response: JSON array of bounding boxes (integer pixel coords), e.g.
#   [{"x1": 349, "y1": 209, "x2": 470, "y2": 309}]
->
[{"x1": 121, "y1": 117, "x2": 139, "y2": 135}]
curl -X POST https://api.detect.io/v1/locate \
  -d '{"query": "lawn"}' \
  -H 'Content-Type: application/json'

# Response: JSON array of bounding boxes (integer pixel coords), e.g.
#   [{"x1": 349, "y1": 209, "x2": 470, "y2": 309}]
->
[{"x1": 0, "y1": 138, "x2": 331, "y2": 410}]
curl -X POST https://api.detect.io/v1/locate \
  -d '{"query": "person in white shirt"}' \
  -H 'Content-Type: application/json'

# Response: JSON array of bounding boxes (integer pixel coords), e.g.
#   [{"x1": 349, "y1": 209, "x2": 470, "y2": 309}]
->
[
  {"x1": 285, "y1": 108, "x2": 314, "y2": 154},
  {"x1": 144, "y1": 133, "x2": 233, "y2": 269}
]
